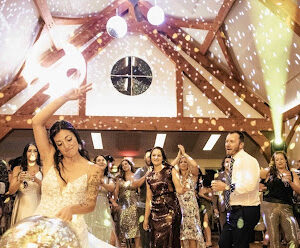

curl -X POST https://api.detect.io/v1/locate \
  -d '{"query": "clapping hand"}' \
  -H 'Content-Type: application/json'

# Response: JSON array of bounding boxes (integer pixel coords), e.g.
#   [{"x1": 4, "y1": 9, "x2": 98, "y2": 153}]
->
[{"x1": 178, "y1": 144, "x2": 185, "y2": 155}]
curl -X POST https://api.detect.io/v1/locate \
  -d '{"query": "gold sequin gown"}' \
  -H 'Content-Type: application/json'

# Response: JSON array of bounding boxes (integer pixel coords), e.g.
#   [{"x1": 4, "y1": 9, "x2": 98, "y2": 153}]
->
[
  {"x1": 118, "y1": 179, "x2": 140, "y2": 241},
  {"x1": 146, "y1": 164, "x2": 181, "y2": 248},
  {"x1": 84, "y1": 176, "x2": 115, "y2": 243}
]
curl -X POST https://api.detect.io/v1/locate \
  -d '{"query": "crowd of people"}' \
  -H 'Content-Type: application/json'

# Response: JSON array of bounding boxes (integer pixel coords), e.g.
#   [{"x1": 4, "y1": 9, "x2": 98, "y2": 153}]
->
[{"x1": 0, "y1": 86, "x2": 299, "y2": 248}]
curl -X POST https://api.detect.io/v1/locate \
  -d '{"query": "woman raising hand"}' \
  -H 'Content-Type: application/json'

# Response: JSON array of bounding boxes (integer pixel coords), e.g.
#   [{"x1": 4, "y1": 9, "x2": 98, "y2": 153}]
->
[{"x1": 32, "y1": 84, "x2": 114, "y2": 248}]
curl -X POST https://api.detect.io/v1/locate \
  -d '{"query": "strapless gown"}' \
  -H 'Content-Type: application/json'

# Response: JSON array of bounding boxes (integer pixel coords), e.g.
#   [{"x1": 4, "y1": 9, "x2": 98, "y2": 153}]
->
[
  {"x1": 34, "y1": 166, "x2": 115, "y2": 248},
  {"x1": 11, "y1": 171, "x2": 42, "y2": 225}
]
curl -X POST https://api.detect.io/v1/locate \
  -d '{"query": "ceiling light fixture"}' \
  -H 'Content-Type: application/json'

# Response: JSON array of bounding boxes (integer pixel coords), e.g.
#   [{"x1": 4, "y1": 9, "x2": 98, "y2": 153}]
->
[
  {"x1": 91, "y1": 132, "x2": 103, "y2": 149},
  {"x1": 154, "y1": 133, "x2": 167, "y2": 147},
  {"x1": 106, "y1": 15, "x2": 127, "y2": 38},
  {"x1": 203, "y1": 134, "x2": 221, "y2": 151}
]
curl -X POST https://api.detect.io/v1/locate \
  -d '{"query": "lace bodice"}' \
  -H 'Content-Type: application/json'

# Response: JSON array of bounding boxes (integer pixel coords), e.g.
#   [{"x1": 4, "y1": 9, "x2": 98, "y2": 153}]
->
[{"x1": 35, "y1": 166, "x2": 89, "y2": 247}]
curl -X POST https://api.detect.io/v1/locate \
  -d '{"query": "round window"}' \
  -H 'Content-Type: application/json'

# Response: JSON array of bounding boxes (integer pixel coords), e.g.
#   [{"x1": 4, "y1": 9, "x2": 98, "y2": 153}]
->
[{"x1": 111, "y1": 56, "x2": 152, "y2": 96}]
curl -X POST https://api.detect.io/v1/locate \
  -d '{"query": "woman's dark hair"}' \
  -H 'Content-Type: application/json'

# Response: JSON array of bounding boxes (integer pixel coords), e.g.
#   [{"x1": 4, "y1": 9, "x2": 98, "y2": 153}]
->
[
  {"x1": 202, "y1": 175, "x2": 212, "y2": 188},
  {"x1": 220, "y1": 155, "x2": 233, "y2": 172},
  {"x1": 8, "y1": 156, "x2": 22, "y2": 171},
  {"x1": 20, "y1": 143, "x2": 41, "y2": 172},
  {"x1": 94, "y1": 155, "x2": 109, "y2": 177},
  {"x1": 149, "y1": 146, "x2": 168, "y2": 167},
  {"x1": 269, "y1": 151, "x2": 290, "y2": 180},
  {"x1": 119, "y1": 159, "x2": 135, "y2": 181},
  {"x1": 105, "y1": 155, "x2": 115, "y2": 163},
  {"x1": 49, "y1": 120, "x2": 90, "y2": 184}
]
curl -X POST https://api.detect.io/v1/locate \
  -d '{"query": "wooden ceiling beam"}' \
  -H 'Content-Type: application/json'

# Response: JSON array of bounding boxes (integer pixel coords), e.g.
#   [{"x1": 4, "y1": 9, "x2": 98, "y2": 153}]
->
[
  {"x1": 161, "y1": 26, "x2": 271, "y2": 118},
  {"x1": 0, "y1": 77, "x2": 28, "y2": 107},
  {"x1": 0, "y1": 115, "x2": 273, "y2": 134},
  {"x1": 258, "y1": 0, "x2": 300, "y2": 37},
  {"x1": 39, "y1": 1, "x2": 129, "y2": 68},
  {"x1": 142, "y1": 24, "x2": 244, "y2": 118},
  {"x1": 283, "y1": 104, "x2": 300, "y2": 121},
  {"x1": 69, "y1": 1, "x2": 130, "y2": 47},
  {"x1": 201, "y1": 0, "x2": 237, "y2": 54},
  {"x1": 286, "y1": 115, "x2": 300, "y2": 146},
  {"x1": 138, "y1": 1, "x2": 214, "y2": 30},
  {"x1": 79, "y1": 76, "x2": 87, "y2": 116},
  {"x1": 246, "y1": 131, "x2": 271, "y2": 162},
  {"x1": 14, "y1": 84, "x2": 50, "y2": 115},
  {"x1": 0, "y1": 126, "x2": 12, "y2": 141},
  {"x1": 176, "y1": 69, "x2": 184, "y2": 117},
  {"x1": 82, "y1": 32, "x2": 114, "y2": 61},
  {"x1": 216, "y1": 29, "x2": 241, "y2": 81}
]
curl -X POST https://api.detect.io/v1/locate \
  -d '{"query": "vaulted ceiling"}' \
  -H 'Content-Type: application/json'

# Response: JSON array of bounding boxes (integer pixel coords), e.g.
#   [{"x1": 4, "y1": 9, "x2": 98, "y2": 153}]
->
[{"x1": 0, "y1": 0, "x2": 299, "y2": 163}]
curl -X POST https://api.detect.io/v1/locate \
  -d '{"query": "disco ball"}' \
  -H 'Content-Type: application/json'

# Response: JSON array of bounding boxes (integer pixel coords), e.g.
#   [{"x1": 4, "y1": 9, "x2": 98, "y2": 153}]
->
[
  {"x1": 106, "y1": 16, "x2": 127, "y2": 38},
  {"x1": 0, "y1": 215, "x2": 81, "y2": 248},
  {"x1": 147, "y1": 6, "x2": 164, "y2": 26}
]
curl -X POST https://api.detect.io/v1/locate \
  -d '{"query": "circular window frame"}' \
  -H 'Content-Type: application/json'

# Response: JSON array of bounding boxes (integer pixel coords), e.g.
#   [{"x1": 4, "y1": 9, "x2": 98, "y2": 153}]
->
[{"x1": 110, "y1": 56, "x2": 153, "y2": 96}]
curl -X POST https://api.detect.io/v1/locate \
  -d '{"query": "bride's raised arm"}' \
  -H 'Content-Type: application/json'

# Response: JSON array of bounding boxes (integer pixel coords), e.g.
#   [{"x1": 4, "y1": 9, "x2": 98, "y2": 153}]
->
[{"x1": 32, "y1": 84, "x2": 92, "y2": 171}]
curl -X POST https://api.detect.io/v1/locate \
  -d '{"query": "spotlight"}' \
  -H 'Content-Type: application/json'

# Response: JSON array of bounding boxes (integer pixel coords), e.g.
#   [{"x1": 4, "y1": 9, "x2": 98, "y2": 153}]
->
[
  {"x1": 106, "y1": 16, "x2": 127, "y2": 38},
  {"x1": 271, "y1": 138, "x2": 287, "y2": 155},
  {"x1": 147, "y1": 6, "x2": 165, "y2": 26},
  {"x1": 43, "y1": 44, "x2": 86, "y2": 97}
]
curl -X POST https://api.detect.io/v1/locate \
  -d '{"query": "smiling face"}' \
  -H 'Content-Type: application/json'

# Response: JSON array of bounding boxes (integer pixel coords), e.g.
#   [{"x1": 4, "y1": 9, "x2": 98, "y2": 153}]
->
[
  {"x1": 121, "y1": 160, "x2": 131, "y2": 172},
  {"x1": 53, "y1": 129, "x2": 79, "y2": 158},
  {"x1": 27, "y1": 144, "x2": 38, "y2": 162},
  {"x1": 225, "y1": 133, "x2": 243, "y2": 156},
  {"x1": 151, "y1": 148, "x2": 163, "y2": 167},
  {"x1": 179, "y1": 156, "x2": 188, "y2": 171},
  {"x1": 274, "y1": 153, "x2": 287, "y2": 170},
  {"x1": 95, "y1": 155, "x2": 107, "y2": 170},
  {"x1": 144, "y1": 151, "x2": 151, "y2": 166}
]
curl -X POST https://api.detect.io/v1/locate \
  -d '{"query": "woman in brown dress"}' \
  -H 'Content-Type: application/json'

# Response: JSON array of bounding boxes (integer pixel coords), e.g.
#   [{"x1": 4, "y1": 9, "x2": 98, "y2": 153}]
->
[{"x1": 143, "y1": 147, "x2": 186, "y2": 248}]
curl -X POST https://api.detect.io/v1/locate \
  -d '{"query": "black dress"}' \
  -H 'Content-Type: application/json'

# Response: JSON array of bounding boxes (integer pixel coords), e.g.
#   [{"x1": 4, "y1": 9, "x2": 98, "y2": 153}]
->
[{"x1": 146, "y1": 164, "x2": 181, "y2": 248}]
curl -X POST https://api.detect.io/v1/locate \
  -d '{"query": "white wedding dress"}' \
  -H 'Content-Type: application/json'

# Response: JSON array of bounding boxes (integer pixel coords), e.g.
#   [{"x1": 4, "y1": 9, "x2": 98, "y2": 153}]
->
[{"x1": 34, "y1": 166, "x2": 115, "y2": 248}]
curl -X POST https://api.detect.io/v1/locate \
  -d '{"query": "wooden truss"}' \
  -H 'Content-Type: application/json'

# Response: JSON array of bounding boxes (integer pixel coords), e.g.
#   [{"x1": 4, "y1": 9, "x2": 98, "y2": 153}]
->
[{"x1": 2, "y1": 0, "x2": 294, "y2": 161}]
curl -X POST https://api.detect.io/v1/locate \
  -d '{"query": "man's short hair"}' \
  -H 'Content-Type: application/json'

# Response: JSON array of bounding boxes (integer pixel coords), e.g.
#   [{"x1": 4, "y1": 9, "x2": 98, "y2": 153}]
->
[{"x1": 228, "y1": 131, "x2": 245, "y2": 143}]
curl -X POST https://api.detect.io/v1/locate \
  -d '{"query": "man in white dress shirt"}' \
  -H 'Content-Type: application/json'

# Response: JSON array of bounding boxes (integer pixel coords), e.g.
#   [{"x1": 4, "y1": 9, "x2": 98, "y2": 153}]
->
[{"x1": 212, "y1": 131, "x2": 260, "y2": 248}]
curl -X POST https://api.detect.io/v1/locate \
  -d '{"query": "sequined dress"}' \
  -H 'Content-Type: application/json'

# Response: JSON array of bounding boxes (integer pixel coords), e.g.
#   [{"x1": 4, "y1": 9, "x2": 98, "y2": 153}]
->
[
  {"x1": 118, "y1": 179, "x2": 140, "y2": 241},
  {"x1": 11, "y1": 171, "x2": 42, "y2": 225},
  {"x1": 146, "y1": 164, "x2": 181, "y2": 248},
  {"x1": 34, "y1": 166, "x2": 115, "y2": 248},
  {"x1": 84, "y1": 176, "x2": 115, "y2": 243},
  {"x1": 177, "y1": 174, "x2": 205, "y2": 248}
]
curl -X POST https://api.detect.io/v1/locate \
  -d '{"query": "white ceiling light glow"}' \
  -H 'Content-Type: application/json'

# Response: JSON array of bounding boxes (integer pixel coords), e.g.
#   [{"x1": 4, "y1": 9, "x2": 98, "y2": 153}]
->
[
  {"x1": 154, "y1": 133, "x2": 167, "y2": 148},
  {"x1": 203, "y1": 134, "x2": 221, "y2": 151},
  {"x1": 147, "y1": 6, "x2": 165, "y2": 26},
  {"x1": 91, "y1": 132, "x2": 103, "y2": 149},
  {"x1": 106, "y1": 16, "x2": 127, "y2": 38}
]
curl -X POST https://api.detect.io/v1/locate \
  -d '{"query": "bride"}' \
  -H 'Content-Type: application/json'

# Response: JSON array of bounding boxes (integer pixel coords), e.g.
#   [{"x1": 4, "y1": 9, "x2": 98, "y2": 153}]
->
[{"x1": 32, "y1": 84, "x2": 114, "y2": 248}]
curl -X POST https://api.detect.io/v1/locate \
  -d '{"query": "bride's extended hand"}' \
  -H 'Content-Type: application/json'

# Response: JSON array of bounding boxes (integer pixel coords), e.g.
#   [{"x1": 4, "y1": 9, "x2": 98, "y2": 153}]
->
[
  {"x1": 55, "y1": 206, "x2": 73, "y2": 222},
  {"x1": 63, "y1": 83, "x2": 92, "y2": 101}
]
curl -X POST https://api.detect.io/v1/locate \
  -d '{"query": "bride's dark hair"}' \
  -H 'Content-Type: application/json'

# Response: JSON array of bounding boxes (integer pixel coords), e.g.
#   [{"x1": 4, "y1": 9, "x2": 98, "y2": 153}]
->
[{"x1": 49, "y1": 120, "x2": 90, "y2": 184}]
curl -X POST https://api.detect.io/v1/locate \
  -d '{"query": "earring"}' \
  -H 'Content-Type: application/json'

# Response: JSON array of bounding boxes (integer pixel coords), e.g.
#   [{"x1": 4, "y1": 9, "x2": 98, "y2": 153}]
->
[{"x1": 79, "y1": 144, "x2": 82, "y2": 151}]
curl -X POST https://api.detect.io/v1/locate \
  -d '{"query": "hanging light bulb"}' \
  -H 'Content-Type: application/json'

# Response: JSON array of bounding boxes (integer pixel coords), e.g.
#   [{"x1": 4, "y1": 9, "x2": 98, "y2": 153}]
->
[
  {"x1": 147, "y1": 5, "x2": 165, "y2": 26},
  {"x1": 106, "y1": 16, "x2": 127, "y2": 38}
]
